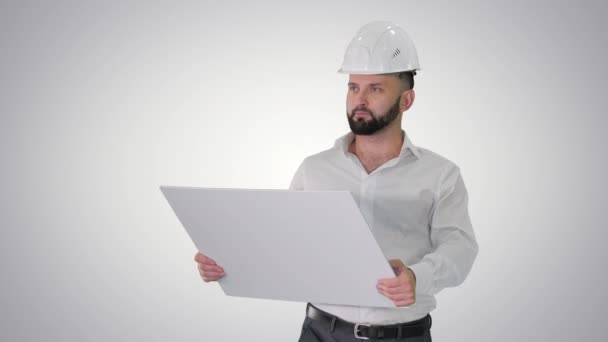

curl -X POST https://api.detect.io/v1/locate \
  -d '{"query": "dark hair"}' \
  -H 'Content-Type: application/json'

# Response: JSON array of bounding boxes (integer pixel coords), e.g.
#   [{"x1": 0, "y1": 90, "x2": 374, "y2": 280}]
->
[{"x1": 396, "y1": 71, "x2": 415, "y2": 90}]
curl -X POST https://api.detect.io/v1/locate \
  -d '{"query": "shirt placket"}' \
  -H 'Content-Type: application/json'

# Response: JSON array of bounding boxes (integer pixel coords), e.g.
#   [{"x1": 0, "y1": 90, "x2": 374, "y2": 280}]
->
[
  {"x1": 359, "y1": 172, "x2": 379, "y2": 322},
  {"x1": 358, "y1": 173, "x2": 377, "y2": 239}
]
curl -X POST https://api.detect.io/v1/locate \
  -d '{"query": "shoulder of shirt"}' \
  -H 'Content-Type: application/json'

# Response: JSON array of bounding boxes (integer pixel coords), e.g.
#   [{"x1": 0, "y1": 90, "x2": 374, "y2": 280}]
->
[
  {"x1": 411, "y1": 146, "x2": 462, "y2": 178},
  {"x1": 298, "y1": 146, "x2": 340, "y2": 167},
  {"x1": 415, "y1": 146, "x2": 456, "y2": 165}
]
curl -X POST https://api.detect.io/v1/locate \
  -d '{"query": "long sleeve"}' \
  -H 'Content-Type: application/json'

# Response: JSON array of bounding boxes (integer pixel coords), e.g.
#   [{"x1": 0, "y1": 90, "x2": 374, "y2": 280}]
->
[{"x1": 409, "y1": 164, "x2": 479, "y2": 296}]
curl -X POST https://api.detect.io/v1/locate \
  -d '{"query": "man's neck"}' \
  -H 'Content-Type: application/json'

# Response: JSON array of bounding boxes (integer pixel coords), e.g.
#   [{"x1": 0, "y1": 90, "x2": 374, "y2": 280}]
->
[{"x1": 348, "y1": 126, "x2": 404, "y2": 174}]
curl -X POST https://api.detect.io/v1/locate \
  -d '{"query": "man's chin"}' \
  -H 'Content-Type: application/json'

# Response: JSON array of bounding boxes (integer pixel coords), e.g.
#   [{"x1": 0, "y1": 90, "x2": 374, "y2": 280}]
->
[{"x1": 349, "y1": 125, "x2": 379, "y2": 135}]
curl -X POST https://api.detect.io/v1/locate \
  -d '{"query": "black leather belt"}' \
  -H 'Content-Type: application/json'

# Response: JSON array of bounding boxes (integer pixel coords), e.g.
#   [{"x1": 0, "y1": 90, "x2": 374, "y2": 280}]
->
[{"x1": 306, "y1": 304, "x2": 431, "y2": 340}]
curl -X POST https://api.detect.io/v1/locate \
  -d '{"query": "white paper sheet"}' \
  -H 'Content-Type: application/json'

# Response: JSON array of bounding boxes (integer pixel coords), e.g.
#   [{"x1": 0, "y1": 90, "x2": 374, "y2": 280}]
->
[{"x1": 161, "y1": 186, "x2": 396, "y2": 307}]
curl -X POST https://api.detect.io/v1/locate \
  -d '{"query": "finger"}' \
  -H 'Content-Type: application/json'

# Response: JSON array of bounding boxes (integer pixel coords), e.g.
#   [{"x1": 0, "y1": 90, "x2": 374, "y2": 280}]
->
[
  {"x1": 194, "y1": 252, "x2": 206, "y2": 263},
  {"x1": 198, "y1": 263, "x2": 225, "y2": 275},
  {"x1": 395, "y1": 298, "x2": 416, "y2": 307},
  {"x1": 379, "y1": 272, "x2": 414, "y2": 287},
  {"x1": 377, "y1": 284, "x2": 409, "y2": 295},
  {"x1": 201, "y1": 269, "x2": 224, "y2": 279},
  {"x1": 199, "y1": 264, "x2": 224, "y2": 273},
  {"x1": 388, "y1": 259, "x2": 407, "y2": 275},
  {"x1": 202, "y1": 273, "x2": 224, "y2": 281},
  {"x1": 200, "y1": 267, "x2": 225, "y2": 277},
  {"x1": 378, "y1": 276, "x2": 404, "y2": 287},
  {"x1": 386, "y1": 293, "x2": 408, "y2": 302},
  {"x1": 203, "y1": 275, "x2": 220, "y2": 282},
  {"x1": 194, "y1": 252, "x2": 217, "y2": 265},
  {"x1": 202, "y1": 271, "x2": 225, "y2": 278},
  {"x1": 379, "y1": 280, "x2": 413, "y2": 292},
  {"x1": 377, "y1": 287, "x2": 405, "y2": 300},
  {"x1": 394, "y1": 293, "x2": 415, "y2": 303},
  {"x1": 195, "y1": 254, "x2": 216, "y2": 265}
]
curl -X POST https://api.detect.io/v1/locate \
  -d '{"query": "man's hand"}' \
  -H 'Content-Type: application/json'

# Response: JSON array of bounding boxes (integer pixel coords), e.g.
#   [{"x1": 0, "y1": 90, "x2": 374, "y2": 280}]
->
[
  {"x1": 376, "y1": 259, "x2": 416, "y2": 307},
  {"x1": 194, "y1": 252, "x2": 225, "y2": 282}
]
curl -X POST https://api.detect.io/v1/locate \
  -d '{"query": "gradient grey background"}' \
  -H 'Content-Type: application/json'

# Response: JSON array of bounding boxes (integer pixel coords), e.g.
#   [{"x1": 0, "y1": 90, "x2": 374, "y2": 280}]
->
[{"x1": 1, "y1": 1, "x2": 607, "y2": 341}]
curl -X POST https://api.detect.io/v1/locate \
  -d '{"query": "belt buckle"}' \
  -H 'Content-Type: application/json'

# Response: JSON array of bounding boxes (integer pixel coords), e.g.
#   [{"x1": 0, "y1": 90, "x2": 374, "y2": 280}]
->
[{"x1": 354, "y1": 323, "x2": 370, "y2": 340}]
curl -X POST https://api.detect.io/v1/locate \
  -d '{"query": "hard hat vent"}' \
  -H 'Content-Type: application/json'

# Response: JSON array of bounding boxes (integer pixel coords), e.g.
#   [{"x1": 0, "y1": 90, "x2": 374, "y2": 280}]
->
[{"x1": 392, "y1": 48, "x2": 401, "y2": 59}]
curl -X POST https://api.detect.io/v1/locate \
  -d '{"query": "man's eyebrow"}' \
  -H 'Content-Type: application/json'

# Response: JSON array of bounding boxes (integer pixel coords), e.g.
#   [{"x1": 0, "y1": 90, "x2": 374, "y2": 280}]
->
[{"x1": 347, "y1": 82, "x2": 384, "y2": 87}]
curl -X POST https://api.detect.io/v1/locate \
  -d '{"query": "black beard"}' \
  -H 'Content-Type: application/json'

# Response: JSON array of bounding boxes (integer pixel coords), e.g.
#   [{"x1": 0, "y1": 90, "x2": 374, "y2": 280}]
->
[{"x1": 347, "y1": 96, "x2": 401, "y2": 135}]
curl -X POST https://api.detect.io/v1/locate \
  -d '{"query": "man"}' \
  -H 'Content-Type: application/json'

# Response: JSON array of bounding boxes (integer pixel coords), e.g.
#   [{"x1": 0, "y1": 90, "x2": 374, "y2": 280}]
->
[{"x1": 195, "y1": 21, "x2": 478, "y2": 341}]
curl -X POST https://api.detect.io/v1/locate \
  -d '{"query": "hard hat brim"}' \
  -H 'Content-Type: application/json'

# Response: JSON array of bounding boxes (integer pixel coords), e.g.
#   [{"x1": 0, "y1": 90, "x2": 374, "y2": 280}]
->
[{"x1": 337, "y1": 68, "x2": 420, "y2": 75}]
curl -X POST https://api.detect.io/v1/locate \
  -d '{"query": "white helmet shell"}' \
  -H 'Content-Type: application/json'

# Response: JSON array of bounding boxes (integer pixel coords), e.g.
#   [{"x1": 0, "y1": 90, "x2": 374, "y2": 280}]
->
[{"x1": 338, "y1": 21, "x2": 420, "y2": 75}]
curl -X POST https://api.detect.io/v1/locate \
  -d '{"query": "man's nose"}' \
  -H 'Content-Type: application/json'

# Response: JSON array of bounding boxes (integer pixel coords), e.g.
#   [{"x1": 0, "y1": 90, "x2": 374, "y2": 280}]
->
[{"x1": 354, "y1": 89, "x2": 369, "y2": 106}]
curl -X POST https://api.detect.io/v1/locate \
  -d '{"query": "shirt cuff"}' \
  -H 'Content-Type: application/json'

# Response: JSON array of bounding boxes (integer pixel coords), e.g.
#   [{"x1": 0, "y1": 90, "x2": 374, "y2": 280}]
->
[{"x1": 408, "y1": 261, "x2": 434, "y2": 295}]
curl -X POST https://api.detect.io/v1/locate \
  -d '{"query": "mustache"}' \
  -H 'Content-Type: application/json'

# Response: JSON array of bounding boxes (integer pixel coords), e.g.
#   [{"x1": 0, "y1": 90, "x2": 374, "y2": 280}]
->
[{"x1": 350, "y1": 106, "x2": 375, "y2": 118}]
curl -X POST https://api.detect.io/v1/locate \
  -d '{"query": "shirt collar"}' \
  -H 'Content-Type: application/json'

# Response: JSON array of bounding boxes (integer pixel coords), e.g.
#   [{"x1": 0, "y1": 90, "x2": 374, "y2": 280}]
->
[{"x1": 334, "y1": 130, "x2": 421, "y2": 160}]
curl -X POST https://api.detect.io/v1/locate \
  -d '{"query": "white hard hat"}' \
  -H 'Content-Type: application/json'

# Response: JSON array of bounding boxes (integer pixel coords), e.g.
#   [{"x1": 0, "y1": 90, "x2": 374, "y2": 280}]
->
[{"x1": 338, "y1": 21, "x2": 420, "y2": 75}]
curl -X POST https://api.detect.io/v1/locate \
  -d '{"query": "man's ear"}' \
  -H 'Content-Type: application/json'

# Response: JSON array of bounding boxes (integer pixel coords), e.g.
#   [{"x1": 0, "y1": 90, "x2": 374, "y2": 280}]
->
[{"x1": 399, "y1": 89, "x2": 415, "y2": 112}]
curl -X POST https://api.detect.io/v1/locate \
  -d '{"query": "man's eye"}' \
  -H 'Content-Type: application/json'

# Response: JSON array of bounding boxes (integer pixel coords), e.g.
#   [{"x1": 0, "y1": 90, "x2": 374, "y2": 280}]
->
[
  {"x1": 349, "y1": 86, "x2": 358, "y2": 92},
  {"x1": 372, "y1": 87, "x2": 382, "y2": 92}
]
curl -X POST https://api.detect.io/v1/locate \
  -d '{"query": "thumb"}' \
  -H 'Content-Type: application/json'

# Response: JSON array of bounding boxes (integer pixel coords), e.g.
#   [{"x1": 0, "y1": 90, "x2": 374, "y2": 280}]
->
[{"x1": 388, "y1": 259, "x2": 407, "y2": 276}]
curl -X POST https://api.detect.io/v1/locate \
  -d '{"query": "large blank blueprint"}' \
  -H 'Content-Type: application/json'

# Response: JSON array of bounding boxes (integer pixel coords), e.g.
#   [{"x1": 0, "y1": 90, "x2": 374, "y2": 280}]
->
[{"x1": 161, "y1": 186, "x2": 396, "y2": 307}]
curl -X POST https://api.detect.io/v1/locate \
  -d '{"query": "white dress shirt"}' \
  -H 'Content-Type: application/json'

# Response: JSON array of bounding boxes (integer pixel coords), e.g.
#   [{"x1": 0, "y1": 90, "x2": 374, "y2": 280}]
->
[{"x1": 289, "y1": 131, "x2": 478, "y2": 324}]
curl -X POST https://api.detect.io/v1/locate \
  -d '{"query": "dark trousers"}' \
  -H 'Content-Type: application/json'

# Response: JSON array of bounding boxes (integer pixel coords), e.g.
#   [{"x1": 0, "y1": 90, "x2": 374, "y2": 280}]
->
[{"x1": 298, "y1": 306, "x2": 432, "y2": 342}]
